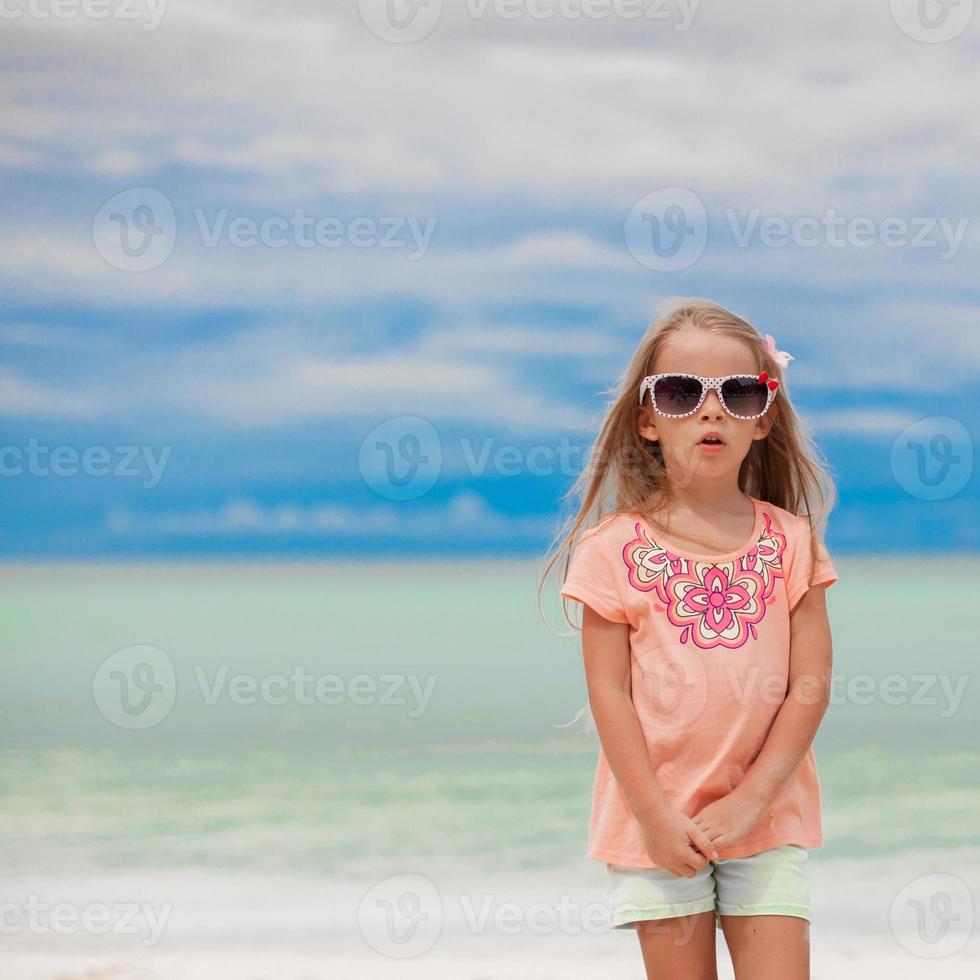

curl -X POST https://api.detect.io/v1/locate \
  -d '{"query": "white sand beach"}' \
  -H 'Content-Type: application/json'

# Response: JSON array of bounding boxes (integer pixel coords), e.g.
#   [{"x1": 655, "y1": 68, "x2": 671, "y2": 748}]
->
[{"x1": 1, "y1": 847, "x2": 977, "y2": 980}]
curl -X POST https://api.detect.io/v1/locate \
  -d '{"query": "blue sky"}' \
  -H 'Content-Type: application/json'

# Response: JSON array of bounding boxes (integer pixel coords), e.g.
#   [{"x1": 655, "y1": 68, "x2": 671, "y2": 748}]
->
[{"x1": 1, "y1": 0, "x2": 978, "y2": 558}]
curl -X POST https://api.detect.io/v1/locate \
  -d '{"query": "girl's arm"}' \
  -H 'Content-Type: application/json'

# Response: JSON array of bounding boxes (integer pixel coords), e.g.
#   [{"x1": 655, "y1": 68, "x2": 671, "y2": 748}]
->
[
  {"x1": 581, "y1": 604, "x2": 719, "y2": 871},
  {"x1": 727, "y1": 584, "x2": 834, "y2": 809}
]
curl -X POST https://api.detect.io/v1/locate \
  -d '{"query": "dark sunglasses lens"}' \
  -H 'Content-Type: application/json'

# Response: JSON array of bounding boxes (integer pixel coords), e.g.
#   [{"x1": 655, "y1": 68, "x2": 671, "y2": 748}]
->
[
  {"x1": 653, "y1": 376, "x2": 703, "y2": 416},
  {"x1": 721, "y1": 377, "x2": 768, "y2": 417}
]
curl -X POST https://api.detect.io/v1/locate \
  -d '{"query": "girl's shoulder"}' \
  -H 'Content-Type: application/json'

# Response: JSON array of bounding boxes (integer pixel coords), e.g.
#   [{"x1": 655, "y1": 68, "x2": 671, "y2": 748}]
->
[
  {"x1": 577, "y1": 509, "x2": 637, "y2": 544},
  {"x1": 755, "y1": 497, "x2": 802, "y2": 532},
  {"x1": 755, "y1": 499, "x2": 835, "y2": 576},
  {"x1": 755, "y1": 497, "x2": 823, "y2": 539}
]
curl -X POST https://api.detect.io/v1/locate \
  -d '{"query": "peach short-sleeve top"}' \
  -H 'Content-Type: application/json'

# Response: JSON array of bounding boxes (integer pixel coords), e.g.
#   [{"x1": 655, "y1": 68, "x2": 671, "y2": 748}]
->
[{"x1": 560, "y1": 495, "x2": 838, "y2": 869}]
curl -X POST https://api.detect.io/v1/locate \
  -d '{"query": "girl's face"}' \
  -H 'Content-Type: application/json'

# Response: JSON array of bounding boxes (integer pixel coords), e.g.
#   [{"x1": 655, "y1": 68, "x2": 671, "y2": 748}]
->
[{"x1": 636, "y1": 331, "x2": 773, "y2": 486}]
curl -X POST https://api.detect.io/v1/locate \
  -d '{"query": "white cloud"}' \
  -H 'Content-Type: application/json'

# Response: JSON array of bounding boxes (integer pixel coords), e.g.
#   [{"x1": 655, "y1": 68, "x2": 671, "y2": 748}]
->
[
  {"x1": 802, "y1": 409, "x2": 922, "y2": 437},
  {"x1": 0, "y1": 322, "x2": 106, "y2": 349},
  {"x1": 1, "y1": 0, "x2": 976, "y2": 208},
  {"x1": 2, "y1": 218, "x2": 975, "y2": 317},
  {"x1": 164, "y1": 342, "x2": 594, "y2": 432},
  {"x1": 418, "y1": 322, "x2": 616, "y2": 356},
  {"x1": 0, "y1": 0, "x2": 976, "y2": 431},
  {"x1": 86, "y1": 148, "x2": 149, "y2": 178},
  {"x1": 0, "y1": 369, "x2": 104, "y2": 418},
  {"x1": 0, "y1": 318, "x2": 597, "y2": 430},
  {"x1": 0, "y1": 141, "x2": 39, "y2": 168},
  {"x1": 795, "y1": 298, "x2": 980, "y2": 389},
  {"x1": 106, "y1": 489, "x2": 555, "y2": 537}
]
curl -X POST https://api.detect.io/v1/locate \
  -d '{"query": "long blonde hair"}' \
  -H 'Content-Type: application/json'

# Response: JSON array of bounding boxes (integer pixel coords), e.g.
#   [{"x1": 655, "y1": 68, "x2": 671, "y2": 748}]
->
[{"x1": 538, "y1": 298, "x2": 838, "y2": 639}]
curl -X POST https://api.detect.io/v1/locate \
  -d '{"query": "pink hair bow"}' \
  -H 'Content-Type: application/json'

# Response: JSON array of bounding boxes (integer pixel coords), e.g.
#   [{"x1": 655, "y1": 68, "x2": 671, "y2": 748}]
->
[{"x1": 764, "y1": 334, "x2": 794, "y2": 370}]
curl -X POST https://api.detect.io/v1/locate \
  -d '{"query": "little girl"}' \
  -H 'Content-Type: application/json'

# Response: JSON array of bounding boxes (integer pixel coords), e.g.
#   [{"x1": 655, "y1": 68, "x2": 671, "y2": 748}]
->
[{"x1": 546, "y1": 299, "x2": 839, "y2": 979}]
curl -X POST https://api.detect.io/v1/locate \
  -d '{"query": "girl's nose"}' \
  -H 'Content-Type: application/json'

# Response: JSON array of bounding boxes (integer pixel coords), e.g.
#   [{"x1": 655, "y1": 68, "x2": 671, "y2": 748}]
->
[{"x1": 701, "y1": 389, "x2": 724, "y2": 415}]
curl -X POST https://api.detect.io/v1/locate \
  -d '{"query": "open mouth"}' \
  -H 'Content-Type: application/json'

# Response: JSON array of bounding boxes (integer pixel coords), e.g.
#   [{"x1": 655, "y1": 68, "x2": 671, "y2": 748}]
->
[{"x1": 700, "y1": 436, "x2": 725, "y2": 445}]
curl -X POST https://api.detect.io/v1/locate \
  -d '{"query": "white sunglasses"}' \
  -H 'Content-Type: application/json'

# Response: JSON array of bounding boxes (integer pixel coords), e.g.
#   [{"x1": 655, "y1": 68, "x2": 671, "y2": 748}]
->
[{"x1": 638, "y1": 372, "x2": 780, "y2": 420}]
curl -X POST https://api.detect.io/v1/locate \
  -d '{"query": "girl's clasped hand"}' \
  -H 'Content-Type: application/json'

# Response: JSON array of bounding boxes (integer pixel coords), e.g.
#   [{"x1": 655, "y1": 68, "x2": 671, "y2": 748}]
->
[{"x1": 638, "y1": 788, "x2": 774, "y2": 877}]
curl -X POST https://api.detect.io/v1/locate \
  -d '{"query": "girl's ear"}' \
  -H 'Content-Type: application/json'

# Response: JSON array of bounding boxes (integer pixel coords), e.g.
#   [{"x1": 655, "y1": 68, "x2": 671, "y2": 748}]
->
[
  {"x1": 753, "y1": 412, "x2": 774, "y2": 440},
  {"x1": 636, "y1": 406, "x2": 659, "y2": 443}
]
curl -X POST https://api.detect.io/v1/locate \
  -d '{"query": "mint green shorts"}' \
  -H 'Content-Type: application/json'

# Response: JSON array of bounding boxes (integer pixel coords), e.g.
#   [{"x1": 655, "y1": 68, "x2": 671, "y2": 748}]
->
[{"x1": 607, "y1": 844, "x2": 810, "y2": 930}]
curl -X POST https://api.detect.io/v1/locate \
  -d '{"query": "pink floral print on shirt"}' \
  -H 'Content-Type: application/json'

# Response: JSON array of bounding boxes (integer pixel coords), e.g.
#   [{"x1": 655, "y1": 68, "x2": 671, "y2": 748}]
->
[{"x1": 622, "y1": 511, "x2": 788, "y2": 650}]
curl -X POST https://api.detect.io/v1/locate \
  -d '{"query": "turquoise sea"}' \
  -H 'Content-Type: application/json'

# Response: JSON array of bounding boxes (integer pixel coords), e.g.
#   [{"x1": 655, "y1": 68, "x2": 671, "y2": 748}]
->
[{"x1": 1, "y1": 558, "x2": 978, "y2": 978}]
